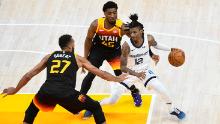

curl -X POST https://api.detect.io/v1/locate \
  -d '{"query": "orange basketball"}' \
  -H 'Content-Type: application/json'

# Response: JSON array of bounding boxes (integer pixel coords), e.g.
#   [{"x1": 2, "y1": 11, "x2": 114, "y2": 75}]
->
[{"x1": 168, "y1": 49, "x2": 185, "y2": 67}]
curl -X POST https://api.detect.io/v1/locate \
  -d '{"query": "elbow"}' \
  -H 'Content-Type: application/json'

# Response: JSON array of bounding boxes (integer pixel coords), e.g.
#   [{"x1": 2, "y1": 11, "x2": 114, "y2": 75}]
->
[{"x1": 24, "y1": 72, "x2": 33, "y2": 81}]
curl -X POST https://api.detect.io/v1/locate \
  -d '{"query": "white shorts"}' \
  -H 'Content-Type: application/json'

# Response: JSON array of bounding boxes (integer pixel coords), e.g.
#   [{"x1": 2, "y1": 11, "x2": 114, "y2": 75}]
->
[{"x1": 123, "y1": 68, "x2": 157, "y2": 87}]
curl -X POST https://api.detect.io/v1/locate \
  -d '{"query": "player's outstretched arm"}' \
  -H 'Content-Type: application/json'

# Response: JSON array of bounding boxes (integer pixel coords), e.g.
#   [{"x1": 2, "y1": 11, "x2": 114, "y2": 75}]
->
[
  {"x1": 147, "y1": 34, "x2": 171, "y2": 51},
  {"x1": 76, "y1": 55, "x2": 127, "y2": 82},
  {"x1": 1, "y1": 54, "x2": 50, "y2": 96}
]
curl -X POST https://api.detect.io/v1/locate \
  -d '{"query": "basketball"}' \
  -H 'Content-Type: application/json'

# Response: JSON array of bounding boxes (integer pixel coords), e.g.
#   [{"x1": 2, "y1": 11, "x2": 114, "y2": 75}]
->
[{"x1": 168, "y1": 49, "x2": 185, "y2": 67}]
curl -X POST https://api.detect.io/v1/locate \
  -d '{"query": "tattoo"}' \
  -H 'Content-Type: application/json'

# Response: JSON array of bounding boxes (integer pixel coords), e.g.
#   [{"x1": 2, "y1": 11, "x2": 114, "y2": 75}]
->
[
  {"x1": 147, "y1": 34, "x2": 157, "y2": 46},
  {"x1": 121, "y1": 43, "x2": 138, "y2": 76},
  {"x1": 121, "y1": 43, "x2": 129, "y2": 72},
  {"x1": 152, "y1": 40, "x2": 157, "y2": 46}
]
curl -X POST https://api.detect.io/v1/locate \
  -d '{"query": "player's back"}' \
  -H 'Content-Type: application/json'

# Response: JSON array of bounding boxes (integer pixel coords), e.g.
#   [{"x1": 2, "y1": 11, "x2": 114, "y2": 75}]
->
[{"x1": 39, "y1": 51, "x2": 79, "y2": 97}]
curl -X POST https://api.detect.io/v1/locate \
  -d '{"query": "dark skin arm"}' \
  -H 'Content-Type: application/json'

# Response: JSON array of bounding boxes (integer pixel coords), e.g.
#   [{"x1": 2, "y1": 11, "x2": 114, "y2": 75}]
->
[
  {"x1": 76, "y1": 55, "x2": 127, "y2": 82},
  {"x1": 147, "y1": 34, "x2": 160, "y2": 64},
  {"x1": 120, "y1": 42, "x2": 146, "y2": 80},
  {"x1": 84, "y1": 19, "x2": 98, "y2": 59},
  {"x1": 147, "y1": 34, "x2": 179, "y2": 64},
  {"x1": 148, "y1": 34, "x2": 178, "y2": 51},
  {"x1": 81, "y1": 19, "x2": 98, "y2": 73},
  {"x1": 1, "y1": 54, "x2": 50, "y2": 97}
]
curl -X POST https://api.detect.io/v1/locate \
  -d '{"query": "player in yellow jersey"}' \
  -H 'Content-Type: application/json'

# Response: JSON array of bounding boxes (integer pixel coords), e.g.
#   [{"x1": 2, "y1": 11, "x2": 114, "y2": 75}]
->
[{"x1": 2, "y1": 34, "x2": 127, "y2": 124}]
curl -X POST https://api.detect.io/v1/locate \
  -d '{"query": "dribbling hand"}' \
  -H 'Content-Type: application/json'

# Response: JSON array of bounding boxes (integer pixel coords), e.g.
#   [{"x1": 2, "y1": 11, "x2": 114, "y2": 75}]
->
[{"x1": 152, "y1": 54, "x2": 160, "y2": 65}]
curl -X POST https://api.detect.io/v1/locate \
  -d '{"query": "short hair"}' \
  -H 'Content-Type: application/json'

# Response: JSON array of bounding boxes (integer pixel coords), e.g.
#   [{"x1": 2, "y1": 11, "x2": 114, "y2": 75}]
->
[
  {"x1": 58, "y1": 34, "x2": 72, "y2": 49},
  {"x1": 128, "y1": 14, "x2": 144, "y2": 30},
  {"x1": 103, "y1": 1, "x2": 118, "y2": 12}
]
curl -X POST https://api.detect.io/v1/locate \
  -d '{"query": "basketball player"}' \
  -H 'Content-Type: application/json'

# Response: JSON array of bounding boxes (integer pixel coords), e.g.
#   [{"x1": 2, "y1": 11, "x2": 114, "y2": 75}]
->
[
  {"x1": 1, "y1": 34, "x2": 128, "y2": 124},
  {"x1": 89, "y1": 14, "x2": 186, "y2": 120},
  {"x1": 80, "y1": 0, "x2": 142, "y2": 111}
]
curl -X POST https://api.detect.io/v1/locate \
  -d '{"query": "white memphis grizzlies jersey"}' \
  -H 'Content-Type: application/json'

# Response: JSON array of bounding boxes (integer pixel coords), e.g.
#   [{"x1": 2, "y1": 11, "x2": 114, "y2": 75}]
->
[{"x1": 124, "y1": 36, "x2": 151, "y2": 71}]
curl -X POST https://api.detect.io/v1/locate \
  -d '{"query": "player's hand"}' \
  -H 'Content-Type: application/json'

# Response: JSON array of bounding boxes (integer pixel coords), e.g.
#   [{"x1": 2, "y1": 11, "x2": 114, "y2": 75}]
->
[
  {"x1": 1, "y1": 87, "x2": 17, "y2": 98},
  {"x1": 152, "y1": 54, "x2": 160, "y2": 65},
  {"x1": 81, "y1": 67, "x2": 86, "y2": 74},
  {"x1": 115, "y1": 73, "x2": 128, "y2": 82},
  {"x1": 136, "y1": 71, "x2": 146, "y2": 80}
]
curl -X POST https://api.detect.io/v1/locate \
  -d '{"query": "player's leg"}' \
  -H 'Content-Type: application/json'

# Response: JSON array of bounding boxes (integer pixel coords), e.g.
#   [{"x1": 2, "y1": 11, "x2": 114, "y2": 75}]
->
[
  {"x1": 107, "y1": 55, "x2": 142, "y2": 107},
  {"x1": 59, "y1": 92, "x2": 106, "y2": 124},
  {"x1": 83, "y1": 82, "x2": 125, "y2": 119},
  {"x1": 100, "y1": 82, "x2": 126, "y2": 105},
  {"x1": 23, "y1": 100, "x2": 39, "y2": 124},
  {"x1": 23, "y1": 93, "x2": 56, "y2": 124},
  {"x1": 80, "y1": 48, "x2": 105, "y2": 94},
  {"x1": 144, "y1": 69, "x2": 185, "y2": 119}
]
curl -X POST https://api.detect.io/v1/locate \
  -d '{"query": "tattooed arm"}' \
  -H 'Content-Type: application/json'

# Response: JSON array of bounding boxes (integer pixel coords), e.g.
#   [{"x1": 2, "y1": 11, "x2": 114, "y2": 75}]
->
[
  {"x1": 147, "y1": 34, "x2": 172, "y2": 51},
  {"x1": 147, "y1": 34, "x2": 157, "y2": 47}
]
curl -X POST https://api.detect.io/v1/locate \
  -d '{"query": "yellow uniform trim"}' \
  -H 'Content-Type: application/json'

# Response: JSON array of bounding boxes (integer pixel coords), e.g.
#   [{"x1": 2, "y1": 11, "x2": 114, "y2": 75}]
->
[{"x1": 96, "y1": 17, "x2": 123, "y2": 33}]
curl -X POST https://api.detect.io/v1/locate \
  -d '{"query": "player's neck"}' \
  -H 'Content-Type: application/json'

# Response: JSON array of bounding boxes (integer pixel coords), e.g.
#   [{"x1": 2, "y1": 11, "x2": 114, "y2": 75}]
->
[
  {"x1": 134, "y1": 38, "x2": 144, "y2": 46},
  {"x1": 62, "y1": 49, "x2": 72, "y2": 53},
  {"x1": 104, "y1": 19, "x2": 115, "y2": 29}
]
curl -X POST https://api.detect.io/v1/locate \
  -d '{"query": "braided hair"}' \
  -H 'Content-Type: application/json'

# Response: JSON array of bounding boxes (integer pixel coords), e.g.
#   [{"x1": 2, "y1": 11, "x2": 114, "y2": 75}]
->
[{"x1": 128, "y1": 14, "x2": 144, "y2": 39}]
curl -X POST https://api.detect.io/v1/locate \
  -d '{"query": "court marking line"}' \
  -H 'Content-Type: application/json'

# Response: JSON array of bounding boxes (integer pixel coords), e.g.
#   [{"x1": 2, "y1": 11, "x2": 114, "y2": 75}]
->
[
  {"x1": 0, "y1": 49, "x2": 48, "y2": 54},
  {"x1": 0, "y1": 23, "x2": 220, "y2": 44},
  {"x1": 146, "y1": 94, "x2": 156, "y2": 124},
  {"x1": 0, "y1": 23, "x2": 89, "y2": 28},
  {"x1": 13, "y1": 93, "x2": 155, "y2": 124}
]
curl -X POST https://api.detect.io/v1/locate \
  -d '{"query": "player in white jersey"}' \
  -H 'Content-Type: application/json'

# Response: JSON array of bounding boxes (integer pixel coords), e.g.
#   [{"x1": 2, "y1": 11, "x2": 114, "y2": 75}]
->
[
  {"x1": 101, "y1": 14, "x2": 185, "y2": 120},
  {"x1": 84, "y1": 14, "x2": 186, "y2": 120}
]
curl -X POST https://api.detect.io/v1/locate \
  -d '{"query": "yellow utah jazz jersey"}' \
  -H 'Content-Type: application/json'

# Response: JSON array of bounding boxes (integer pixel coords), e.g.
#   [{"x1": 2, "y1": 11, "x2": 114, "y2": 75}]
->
[
  {"x1": 39, "y1": 51, "x2": 79, "y2": 97},
  {"x1": 92, "y1": 17, "x2": 123, "y2": 50}
]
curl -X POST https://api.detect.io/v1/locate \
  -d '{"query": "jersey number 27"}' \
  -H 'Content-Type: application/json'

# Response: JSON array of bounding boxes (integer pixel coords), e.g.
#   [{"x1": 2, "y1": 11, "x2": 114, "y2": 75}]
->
[{"x1": 50, "y1": 60, "x2": 71, "y2": 73}]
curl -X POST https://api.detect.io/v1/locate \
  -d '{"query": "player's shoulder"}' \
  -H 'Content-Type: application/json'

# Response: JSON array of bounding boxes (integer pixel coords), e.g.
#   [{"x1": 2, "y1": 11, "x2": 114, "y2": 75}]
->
[
  {"x1": 116, "y1": 18, "x2": 123, "y2": 22},
  {"x1": 90, "y1": 19, "x2": 98, "y2": 28},
  {"x1": 115, "y1": 18, "x2": 123, "y2": 27}
]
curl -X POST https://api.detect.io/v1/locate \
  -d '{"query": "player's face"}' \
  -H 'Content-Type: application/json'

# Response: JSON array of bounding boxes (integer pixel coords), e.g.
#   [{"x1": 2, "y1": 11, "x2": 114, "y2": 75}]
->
[
  {"x1": 130, "y1": 27, "x2": 143, "y2": 42},
  {"x1": 104, "y1": 8, "x2": 117, "y2": 24}
]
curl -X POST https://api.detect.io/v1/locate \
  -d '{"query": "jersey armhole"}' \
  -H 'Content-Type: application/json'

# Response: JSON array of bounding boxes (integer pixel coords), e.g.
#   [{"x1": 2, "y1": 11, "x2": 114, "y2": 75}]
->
[
  {"x1": 74, "y1": 53, "x2": 77, "y2": 56},
  {"x1": 95, "y1": 18, "x2": 101, "y2": 33},
  {"x1": 116, "y1": 20, "x2": 123, "y2": 37}
]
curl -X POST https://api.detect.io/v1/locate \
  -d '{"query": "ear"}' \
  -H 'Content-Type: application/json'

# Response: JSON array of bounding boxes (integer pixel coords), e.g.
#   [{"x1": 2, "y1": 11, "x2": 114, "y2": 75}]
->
[{"x1": 140, "y1": 29, "x2": 144, "y2": 33}]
